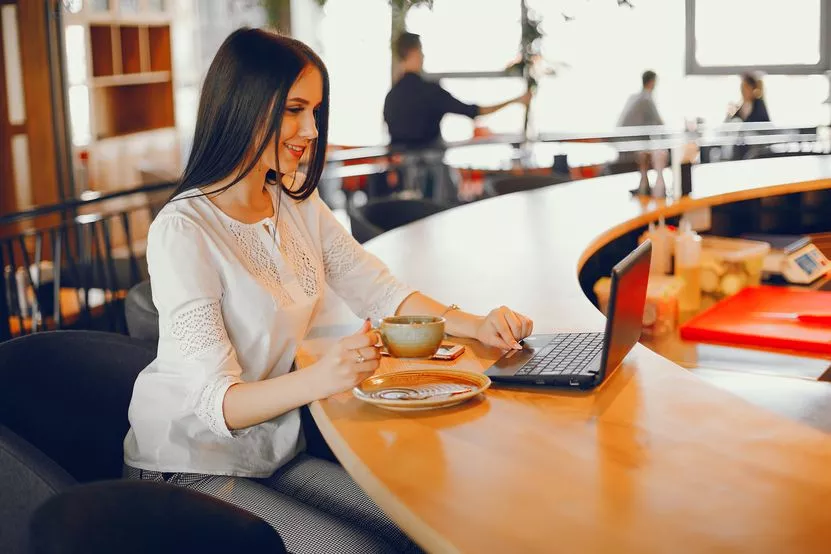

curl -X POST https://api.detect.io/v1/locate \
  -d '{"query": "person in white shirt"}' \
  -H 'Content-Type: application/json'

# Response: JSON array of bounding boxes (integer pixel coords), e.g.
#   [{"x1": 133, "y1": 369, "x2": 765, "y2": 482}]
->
[{"x1": 123, "y1": 28, "x2": 533, "y2": 554}]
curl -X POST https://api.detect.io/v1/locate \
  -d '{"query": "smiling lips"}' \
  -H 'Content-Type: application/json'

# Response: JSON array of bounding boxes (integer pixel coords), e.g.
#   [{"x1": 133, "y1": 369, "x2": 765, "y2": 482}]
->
[{"x1": 285, "y1": 143, "x2": 306, "y2": 159}]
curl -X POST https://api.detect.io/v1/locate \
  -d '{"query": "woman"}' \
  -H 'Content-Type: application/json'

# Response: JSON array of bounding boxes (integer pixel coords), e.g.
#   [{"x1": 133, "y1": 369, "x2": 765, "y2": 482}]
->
[
  {"x1": 728, "y1": 72, "x2": 770, "y2": 123},
  {"x1": 123, "y1": 29, "x2": 533, "y2": 553},
  {"x1": 725, "y1": 72, "x2": 771, "y2": 160}
]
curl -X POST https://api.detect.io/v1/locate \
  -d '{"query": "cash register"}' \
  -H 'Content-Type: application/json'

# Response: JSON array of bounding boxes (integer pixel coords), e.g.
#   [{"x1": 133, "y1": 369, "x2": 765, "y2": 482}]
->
[{"x1": 742, "y1": 234, "x2": 831, "y2": 286}]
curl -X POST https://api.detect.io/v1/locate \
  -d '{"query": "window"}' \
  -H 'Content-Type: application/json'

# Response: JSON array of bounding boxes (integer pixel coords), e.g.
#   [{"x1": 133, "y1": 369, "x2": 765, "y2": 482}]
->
[
  {"x1": 319, "y1": 0, "x2": 392, "y2": 146},
  {"x1": 64, "y1": 25, "x2": 91, "y2": 146},
  {"x1": 405, "y1": 1, "x2": 524, "y2": 140},
  {"x1": 686, "y1": 0, "x2": 830, "y2": 74},
  {"x1": 439, "y1": 77, "x2": 526, "y2": 141},
  {"x1": 88, "y1": 0, "x2": 110, "y2": 12},
  {"x1": 406, "y1": 0, "x2": 521, "y2": 75}
]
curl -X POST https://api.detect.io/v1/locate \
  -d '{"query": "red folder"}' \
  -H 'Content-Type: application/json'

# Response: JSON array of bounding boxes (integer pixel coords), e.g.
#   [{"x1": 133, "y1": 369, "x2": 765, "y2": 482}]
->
[{"x1": 679, "y1": 286, "x2": 831, "y2": 355}]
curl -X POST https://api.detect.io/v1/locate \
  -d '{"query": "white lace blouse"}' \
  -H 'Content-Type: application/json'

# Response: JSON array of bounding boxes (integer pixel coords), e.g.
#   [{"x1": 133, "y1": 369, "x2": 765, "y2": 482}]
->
[{"x1": 123, "y1": 186, "x2": 416, "y2": 477}]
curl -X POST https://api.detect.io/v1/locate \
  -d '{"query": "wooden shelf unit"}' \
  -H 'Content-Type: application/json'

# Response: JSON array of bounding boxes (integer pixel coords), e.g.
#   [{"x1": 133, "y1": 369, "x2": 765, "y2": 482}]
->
[
  {"x1": 91, "y1": 80, "x2": 174, "y2": 139},
  {"x1": 86, "y1": 21, "x2": 173, "y2": 140},
  {"x1": 64, "y1": 1, "x2": 180, "y2": 193},
  {"x1": 89, "y1": 70, "x2": 170, "y2": 88}
]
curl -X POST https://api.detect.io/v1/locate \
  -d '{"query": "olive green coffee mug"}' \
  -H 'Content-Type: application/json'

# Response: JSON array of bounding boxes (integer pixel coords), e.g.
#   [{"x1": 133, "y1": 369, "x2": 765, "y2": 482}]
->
[{"x1": 378, "y1": 315, "x2": 445, "y2": 358}]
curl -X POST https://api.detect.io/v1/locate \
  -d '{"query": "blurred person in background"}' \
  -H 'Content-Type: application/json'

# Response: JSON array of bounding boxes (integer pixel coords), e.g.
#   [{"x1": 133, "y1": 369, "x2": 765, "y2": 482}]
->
[
  {"x1": 727, "y1": 72, "x2": 770, "y2": 123},
  {"x1": 611, "y1": 70, "x2": 667, "y2": 177},
  {"x1": 384, "y1": 32, "x2": 529, "y2": 149},
  {"x1": 379, "y1": 32, "x2": 530, "y2": 201},
  {"x1": 726, "y1": 72, "x2": 770, "y2": 160},
  {"x1": 617, "y1": 70, "x2": 664, "y2": 128}
]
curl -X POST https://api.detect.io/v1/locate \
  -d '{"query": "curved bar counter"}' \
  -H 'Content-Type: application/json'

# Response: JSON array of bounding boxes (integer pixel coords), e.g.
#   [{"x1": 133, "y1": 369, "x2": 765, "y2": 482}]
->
[{"x1": 298, "y1": 156, "x2": 831, "y2": 553}]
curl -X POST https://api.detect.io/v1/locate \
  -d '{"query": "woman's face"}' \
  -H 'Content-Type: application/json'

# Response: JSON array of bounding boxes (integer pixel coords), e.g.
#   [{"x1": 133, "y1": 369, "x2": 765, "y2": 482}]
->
[{"x1": 260, "y1": 66, "x2": 323, "y2": 186}]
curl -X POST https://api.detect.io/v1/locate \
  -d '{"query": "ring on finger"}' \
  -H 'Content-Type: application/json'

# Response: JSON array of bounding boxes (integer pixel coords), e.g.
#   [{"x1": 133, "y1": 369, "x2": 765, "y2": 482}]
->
[{"x1": 354, "y1": 351, "x2": 366, "y2": 363}]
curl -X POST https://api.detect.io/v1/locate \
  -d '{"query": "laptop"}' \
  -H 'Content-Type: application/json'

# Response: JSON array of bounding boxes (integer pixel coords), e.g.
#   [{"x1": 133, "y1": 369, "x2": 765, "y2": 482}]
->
[{"x1": 485, "y1": 239, "x2": 652, "y2": 390}]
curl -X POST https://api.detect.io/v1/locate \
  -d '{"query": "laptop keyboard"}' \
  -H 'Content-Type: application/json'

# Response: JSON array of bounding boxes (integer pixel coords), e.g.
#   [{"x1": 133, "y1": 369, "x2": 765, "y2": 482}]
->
[{"x1": 515, "y1": 332, "x2": 604, "y2": 376}]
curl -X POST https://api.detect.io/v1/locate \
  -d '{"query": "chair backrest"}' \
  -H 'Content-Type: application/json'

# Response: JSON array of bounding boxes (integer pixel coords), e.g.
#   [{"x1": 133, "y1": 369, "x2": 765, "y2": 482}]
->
[
  {"x1": 347, "y1": 206, "x2": 385, "y2": 244},
  {"x1": 29, "y1": 480, "x2": 287, "y2": 554},
  {"x1": 0, "y1": 425, "x2": 76, "y2": 554},
  {"x1": 125, "y1": 280, "x2": 159, "y2": 344},
  {"x1": 349, "y1": 197, "x2": 450, "y2": 243},
  {"x1": 0, "y1": 330, "x2": 156, "y2": 483},
  {"x1": 0, "y1": 184, "x2": 170, "y2": 343},
  {"x1": 489, "y1": 174, "x2": 571, "y2": 196}
]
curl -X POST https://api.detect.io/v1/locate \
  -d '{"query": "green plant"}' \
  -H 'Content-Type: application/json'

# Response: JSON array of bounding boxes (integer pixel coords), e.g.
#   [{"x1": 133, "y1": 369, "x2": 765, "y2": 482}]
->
[
  {"x1": 509, "y1": 0, "x2": 633, "y2": 139},
  {"x1": 262, "y1": 0, "x2": 292, "y2": 34},
  {"x1": 503, "y1": 1, "x2": 548, "y2": 139}
]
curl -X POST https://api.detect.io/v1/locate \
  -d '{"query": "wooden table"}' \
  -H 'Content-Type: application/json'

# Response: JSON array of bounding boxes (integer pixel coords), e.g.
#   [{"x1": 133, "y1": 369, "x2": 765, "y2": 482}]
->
[{"x1": 298, "y1": 156, "x2": 831, "y2": 553}]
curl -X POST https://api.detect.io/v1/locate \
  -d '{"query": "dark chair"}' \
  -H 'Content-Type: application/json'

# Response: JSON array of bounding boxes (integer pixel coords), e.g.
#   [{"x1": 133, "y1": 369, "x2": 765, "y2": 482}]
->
[
  {"x1": 29, "y1": 480, "x2": 288, "y2": 554},
  {"x1": 0, "y1": 196, "x2": 162, "y2": 342},
  {"x1": 488, "y1": 174, "x2": 572, "y2": 197},
  {"x1": 125, "y1": 280, "x2": 159, "y2": 344},
  {"x1": 0, "y1": 425, "x2": 75, "y2": 554},
  {"x1": 0, "y1": 331, "x2": 289, "y2": 553},
  {"x1": 0, "y1": 330, "x2": 156, "y2": 483},
  {"x1": 347, "y1": 197, "x2": 451, "y2": 244}
]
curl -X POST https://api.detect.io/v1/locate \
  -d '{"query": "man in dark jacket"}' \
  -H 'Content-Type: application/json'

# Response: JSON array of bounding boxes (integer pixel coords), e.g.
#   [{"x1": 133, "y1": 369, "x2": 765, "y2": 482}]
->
[
  {"x1": 381, "y1": 32, "x2": 529, "y2": 201},
  {"x1": 384, "y1": 32, "x2": 529, "y2": 149}
]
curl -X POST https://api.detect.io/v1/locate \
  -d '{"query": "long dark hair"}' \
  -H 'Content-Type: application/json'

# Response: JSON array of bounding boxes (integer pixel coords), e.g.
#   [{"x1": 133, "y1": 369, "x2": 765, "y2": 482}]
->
[{"x1": 170, "y1": 28, "x2": 330, "y2": 202}]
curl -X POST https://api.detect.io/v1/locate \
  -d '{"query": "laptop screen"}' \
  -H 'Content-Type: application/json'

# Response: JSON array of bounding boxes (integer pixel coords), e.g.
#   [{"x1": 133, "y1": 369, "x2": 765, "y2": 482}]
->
[{"x1": 600, "y1": 240, "x2": 652, "y2": 376}]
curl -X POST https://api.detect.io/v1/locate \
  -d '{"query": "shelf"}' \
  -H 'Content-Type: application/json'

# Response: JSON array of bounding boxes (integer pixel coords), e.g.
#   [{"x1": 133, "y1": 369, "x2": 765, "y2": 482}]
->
[
  {"x1": 92, "y1": 80, "x2": 175, "y2": 139},
  {"x1": 70, "y1": 15, "x2": 177, "y2": 192},
  {"x1": 119, "y1": 25, "x2": 141, "y2": 74},
  {"x1": 148, "y1": 25, "x2": 171, "y2": 72},
  {"x1": 89, "y1": 71, "x2": 170, "y2": 87},
  {"x1": 89, "y1": 25, "x2": 114, "y2": 77}
]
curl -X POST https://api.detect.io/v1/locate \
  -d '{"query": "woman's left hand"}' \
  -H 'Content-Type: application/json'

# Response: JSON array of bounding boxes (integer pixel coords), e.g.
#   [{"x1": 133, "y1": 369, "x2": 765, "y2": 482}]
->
[{"x1": 475, "y1": 306, "x2": 533, "y2": 350}]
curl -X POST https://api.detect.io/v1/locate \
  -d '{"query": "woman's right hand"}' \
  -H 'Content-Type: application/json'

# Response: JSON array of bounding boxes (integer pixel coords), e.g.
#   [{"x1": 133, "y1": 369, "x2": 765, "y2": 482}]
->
[{"x1": 310, "y1": 319, "x2": 381, "y2": 399}]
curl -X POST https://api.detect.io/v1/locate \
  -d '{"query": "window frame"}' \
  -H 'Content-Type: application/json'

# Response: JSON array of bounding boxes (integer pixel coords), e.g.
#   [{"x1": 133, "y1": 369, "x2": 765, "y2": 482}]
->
[{"x1": 685, "y1": 0, "x2": 831, "y2": 75}]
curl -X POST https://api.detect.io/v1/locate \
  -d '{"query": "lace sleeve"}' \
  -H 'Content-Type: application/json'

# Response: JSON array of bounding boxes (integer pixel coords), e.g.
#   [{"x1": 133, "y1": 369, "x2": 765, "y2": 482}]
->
[
  {"x1": 149, "y1": 215, "x2": 246, "y2": 439},
  {"x1": 167, "y1": 300, "x2": 245, "y2": 438},
  {"x1": 316, "y1": 195, "x2": 416, "y2": 320},
  {"x1": 194, "y1": 375, "x2": 240, "y2": 438},
  {"x1": 170, "y1": 301, "x2": 228, "y2": 358},
  {"x1": 322, "y1": 232, "x2": 362, "y2": 283}
]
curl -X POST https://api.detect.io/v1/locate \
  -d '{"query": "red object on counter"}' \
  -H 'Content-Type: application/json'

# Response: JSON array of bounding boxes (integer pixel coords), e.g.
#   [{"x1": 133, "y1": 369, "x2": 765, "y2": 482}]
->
[{"x1": 679, "y1": 286, "x2": 831, "y2": 355}]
